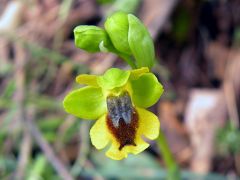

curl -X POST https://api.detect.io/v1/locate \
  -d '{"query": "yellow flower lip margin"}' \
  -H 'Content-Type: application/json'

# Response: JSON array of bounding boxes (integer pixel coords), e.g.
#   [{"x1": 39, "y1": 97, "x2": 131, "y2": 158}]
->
[
  {"x1": 63, "y1": 67, "x2": 164, "y2": 160},
  {"x1": 90, "y1": 107, "x2": 160, "y2": 160}
]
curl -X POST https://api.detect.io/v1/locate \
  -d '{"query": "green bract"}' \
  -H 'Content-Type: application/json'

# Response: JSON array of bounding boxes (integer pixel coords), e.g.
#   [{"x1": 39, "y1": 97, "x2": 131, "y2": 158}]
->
[
  {"x1": 105, "y1": 12, "x2": 155, "y2": 68},
  {"x1": 128, "y1": 14, "x2": 155, "y2": 68},
  {"x1": 105, "y1": 12, "x2": 131, "y2": 55},
  {"x1": 63, "y1": 68, "x2": 164, "y2": 120},
  {"x1": 74, "y1": 25, "x2": 114, "y2": 52}
]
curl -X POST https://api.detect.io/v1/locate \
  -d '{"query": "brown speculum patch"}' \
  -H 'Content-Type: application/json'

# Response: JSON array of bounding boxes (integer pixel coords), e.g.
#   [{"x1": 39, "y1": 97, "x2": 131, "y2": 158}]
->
[{"x1": 106, "y1": 91, "x2": 139, "y2": 150}]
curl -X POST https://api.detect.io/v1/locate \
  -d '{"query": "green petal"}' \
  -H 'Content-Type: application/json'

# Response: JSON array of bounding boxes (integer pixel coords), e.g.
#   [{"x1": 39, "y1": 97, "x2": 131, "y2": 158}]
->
[
  {"x1": 97, "y1": 68, "x2": 130, "y2": 90},
  {"x1": 104, "y1": 11, "x2": 131, "y2": 54},
  {"x1": 128, "y1": 14, "x2": 155, "y2": 69},
  {"x1": 131, "y1": 73, "x2": 164, "y2": 108},
  {"x1": 76, "y1": 74, "x2": 99, "y2": 87},
  {"x1": 63, "y1": 87, "x2": 106, "y2": 119}
]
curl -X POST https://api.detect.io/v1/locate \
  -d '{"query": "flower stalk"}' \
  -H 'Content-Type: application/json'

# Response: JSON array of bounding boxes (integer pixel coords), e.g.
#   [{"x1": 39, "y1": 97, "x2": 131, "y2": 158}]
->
[
  {"x1": 157, "y1": 130, "x2": 180, "y2": 180},
  {"x1": 118, "y1": 52, "x2": 137, "y2": 69}
]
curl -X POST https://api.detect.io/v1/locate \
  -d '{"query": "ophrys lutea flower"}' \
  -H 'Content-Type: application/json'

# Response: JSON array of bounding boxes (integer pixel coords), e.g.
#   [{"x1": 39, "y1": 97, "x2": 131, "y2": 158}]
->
[{"x1": 63, "y1": 67, "x2": 164, "y2": 160}]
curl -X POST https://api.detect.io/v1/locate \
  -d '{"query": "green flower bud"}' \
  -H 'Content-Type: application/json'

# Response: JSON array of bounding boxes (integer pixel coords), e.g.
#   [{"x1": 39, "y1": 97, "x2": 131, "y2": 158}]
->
[
  {"x1": 104, "y1": 12, "x2": 155, "y2": 69},
  {"x1": 74, "y1": 25, "x2": 113, "y2": 53}
]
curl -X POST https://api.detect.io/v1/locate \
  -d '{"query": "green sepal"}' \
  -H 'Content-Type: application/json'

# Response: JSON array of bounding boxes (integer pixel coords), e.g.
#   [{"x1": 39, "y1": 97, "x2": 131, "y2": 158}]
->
[
  {"x1": 97, "y1": 68, "x2": 130, "y2": 90},
  {"x1": 63, "y1": 87, "x2": 106, "y2": 119},
  {"x1": 131, "y1": 73, "x2": 163, "y2": 108},
  {"x1": 128, "y1": 14, "x2": 155, "y2": 69},
  {"x1": 104, "y1": 12, "x2": 131, "y2": 55},
  {"x1": 74, "y1": 25, "x2": 113, "y2": 52}
]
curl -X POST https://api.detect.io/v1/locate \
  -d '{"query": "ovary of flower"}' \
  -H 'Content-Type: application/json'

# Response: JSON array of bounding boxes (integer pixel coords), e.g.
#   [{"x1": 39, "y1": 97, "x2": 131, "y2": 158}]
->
[{"x1": 63, "y1": 67, "x2": 164, "y2": 160}]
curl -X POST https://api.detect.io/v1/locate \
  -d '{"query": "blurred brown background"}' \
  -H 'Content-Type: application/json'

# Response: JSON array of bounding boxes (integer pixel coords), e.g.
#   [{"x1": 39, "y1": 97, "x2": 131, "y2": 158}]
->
[{"x1": 0, "y1": 0, "x2": 240, "y2": 179}]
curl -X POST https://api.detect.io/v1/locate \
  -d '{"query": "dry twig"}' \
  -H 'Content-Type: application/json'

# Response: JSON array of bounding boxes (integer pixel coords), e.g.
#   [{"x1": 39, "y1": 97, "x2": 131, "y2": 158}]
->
[
  {"x1": 13, "y1": 43, "x2": 29, "y2": 180},
  {"x1": 26, "y1": 107, "x2": 74, "y2": 180}
]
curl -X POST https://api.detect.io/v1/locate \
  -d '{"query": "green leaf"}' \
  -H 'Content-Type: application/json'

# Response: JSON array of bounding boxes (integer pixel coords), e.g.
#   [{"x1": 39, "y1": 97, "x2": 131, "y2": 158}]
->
[
  {"x1": 128, "y1": 14, "x2": 155, "y2": 69},
  {"x1": 217, "y1": 122, "x2": 240, "y2": 154},
  {"x1": 89, "y1": 152, "x2": 163, "y2": 179},
  {"x1": 105, "y1": 11, "x2": 131, "y2": 54},
  {"x1": 63, "y1": 87, "x2": 106, "y2": 119},
  {"x1": 74, "y1": 25, "x2": 113, "y2": 52},
  {"x1": 0, "y1": 156, "x2": 16, "y2": 175},
  {"x1": 131, "y1": 73, "x2": 163, "y2": 108},
  {"x1": 97, "y1": 0, "x2": 115, "y2": 5},
  {"x1": 28, "y1": 155, "x2": 47, "y2": 179},
  {"x1": 38, "y1": 117, "x2": 64, "y2": 131},
  {"x1": 97, "y1": 68, "x2": 130, "y2": 90}
]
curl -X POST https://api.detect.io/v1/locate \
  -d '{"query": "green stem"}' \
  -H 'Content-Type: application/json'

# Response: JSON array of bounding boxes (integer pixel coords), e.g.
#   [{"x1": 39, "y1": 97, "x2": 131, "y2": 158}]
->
[
  {"x1": 118, "y1": 53, "x2": 137, "y2": 69},
  {"x1": 157, "y1": 129, "x2": 180, "y2": 180}
]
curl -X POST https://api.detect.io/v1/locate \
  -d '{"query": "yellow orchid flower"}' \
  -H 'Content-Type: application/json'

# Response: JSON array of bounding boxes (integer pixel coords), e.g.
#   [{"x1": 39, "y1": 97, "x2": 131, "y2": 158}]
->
[{"x1": 63, "y1": 67, "x2": 164, "y2": 160}]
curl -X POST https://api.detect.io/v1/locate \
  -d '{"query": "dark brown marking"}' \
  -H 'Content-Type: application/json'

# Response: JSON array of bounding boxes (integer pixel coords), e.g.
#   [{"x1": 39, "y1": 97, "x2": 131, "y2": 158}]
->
[{"x1": 107, "y1": 109, "x2": 139, "y2": 150}]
